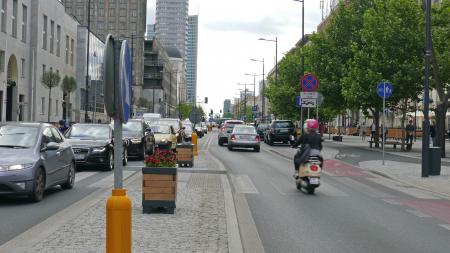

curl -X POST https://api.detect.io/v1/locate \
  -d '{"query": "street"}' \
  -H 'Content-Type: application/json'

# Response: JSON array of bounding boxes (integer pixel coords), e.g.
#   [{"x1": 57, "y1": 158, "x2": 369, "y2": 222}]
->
[
  {"x1": 0, "y1": 160, "x2": 143, "y2": 246},
  {"x1": 209, "y1": 131, "x2": 450, "y2": 253}
]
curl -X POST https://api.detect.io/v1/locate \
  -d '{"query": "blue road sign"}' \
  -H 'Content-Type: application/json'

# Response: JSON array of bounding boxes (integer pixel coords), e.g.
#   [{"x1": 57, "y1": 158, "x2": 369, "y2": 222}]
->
[
  {"x1": 252, "y1": 105, "x2": 258, "y2": 112},
  {"x1": 300, "y1": 74, "x2": 320, "y2": 92},
  {"x1": 295, "y1": 96, "x2": 302, "y2": 108},
  {"x1": 377, "y1": 82, "x2": 393, "y2": 99},
  {"x1": 119, "y1": 40, "x2": 132, "y2": 123}
]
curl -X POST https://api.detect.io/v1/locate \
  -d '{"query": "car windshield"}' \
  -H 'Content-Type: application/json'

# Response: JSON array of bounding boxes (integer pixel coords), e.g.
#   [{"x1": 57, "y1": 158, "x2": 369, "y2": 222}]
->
[
  {"x1": 149, "y1": 125, "x2": 171, "y2": 134},
  {"x1": 0, "y1": 125, "x2": 38, "y2": 148},
  {"x1": 234, "y1": 126, "x2": 256, "y2": 134},
  {"x1": 275, "y1": 122, "x2": 293, "y2": 128},
  {"x1": 123, "y1": 121, "x2": 142, "y2": 137},
  {"x1": 65, "y1": 125, "x2": 110, "y2": 140},
  {"x1": 155, "y1": 120, "x2": 180, "y2": 131},
  {"x1": 257, "y1": 124, "x2": 268, "y2": 130}
]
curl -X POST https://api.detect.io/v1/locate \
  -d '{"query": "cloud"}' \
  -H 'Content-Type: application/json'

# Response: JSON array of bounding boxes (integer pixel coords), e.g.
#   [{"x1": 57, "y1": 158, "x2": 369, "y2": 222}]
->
[{"x1": 204, "y1": 16, "x2": 288, "y2": 36}]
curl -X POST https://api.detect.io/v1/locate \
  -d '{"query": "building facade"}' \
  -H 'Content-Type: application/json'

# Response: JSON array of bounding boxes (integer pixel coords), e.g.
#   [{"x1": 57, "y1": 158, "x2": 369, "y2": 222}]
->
[
  {"x1": 186, "y1": 15, "x2": 198, "y2": 104},
  {"x1": 0, "y1": 0, "x2": 78, "y2": 123},
  {"x1": 61, "y1": 0, "x2": 147, "y2": 111},
  {"x1": 147, "y1": 23, "x2": 155, "y2": 39},
  {"x1": 223, "y1": 99, "x2": 231, "y2": 114},
  {"x1": 155, "y1": 0, "x2": 189, "y2": 59}
]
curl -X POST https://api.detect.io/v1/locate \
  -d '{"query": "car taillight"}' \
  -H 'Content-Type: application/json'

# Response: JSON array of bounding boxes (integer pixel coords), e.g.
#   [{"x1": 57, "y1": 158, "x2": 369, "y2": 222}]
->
[
  {"x1": 255, "y1": 135, "x2": 260, "y2": 141},
  {"x1": 221, "y1": 127, "x2": 225, "y2": 132},
  {"x1": 230, "y1": 134, "x2": 236, "y2": 140},
  {"x1": 310, "y1": 165, "x2": 319, "y2": 171}
]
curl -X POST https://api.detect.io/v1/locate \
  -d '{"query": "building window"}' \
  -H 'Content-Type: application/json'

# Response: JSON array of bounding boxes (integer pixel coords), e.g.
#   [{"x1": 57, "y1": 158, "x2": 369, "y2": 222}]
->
[
  {"x1": 56, "y1": 25, "x2": 61, "y2": 56},
  {"x1": 42, "y1": 15, "x2": 47, "y2": 50},
  {"x1": 98, "y1": 21, "x2": 104, "y2": 30},
  {"x1": 50, "y1": 20, "x2": 54, "y2": 54},
  {"x1": 21, "y1": 58, "x2": 25, "y2": 77},
  {"x1": 98, "y1": 8, "x2": 104, "y2": 17},
  {"x1": 65, "y1": 35, "x2": 69, "y2": 64},
  {"x1": 109, "y1": 22, "x2": 114, "y2": 29},
  {"x1": 120, "y1": 22, "x2": 126, "y2": 30},
  {"x1": 21, "y1": 4, "x2": 27, "y2": 42},
  {"x1": 42, "y1": 64, "x2": 46, "y2": 75},
  {"x1": 0, "y1": 50, "x2": 4, "y2": 72},
  {"x1": 12, "y1": 0, "x2": 17, "y2": 37},
  {"x1": 70, "y1": 38, "x2": 74, "y2": 66},
  {"x1": 120, "y1": 9, "x2": 126, "y2": 17},
  {"x1": 109, "y1": 8, "x2": 115, "y2": 16},
  {"x1": 41, "y1": 97, "x2": 45, "y2": 115},
  {"x1": 1, "y1": 0, "x2": 6, "y2": 33}
]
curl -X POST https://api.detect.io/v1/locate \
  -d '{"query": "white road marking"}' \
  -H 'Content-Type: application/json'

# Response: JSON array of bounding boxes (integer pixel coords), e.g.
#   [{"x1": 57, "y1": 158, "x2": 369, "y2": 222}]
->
[
  {"x1": 231, "y1": 174, "x2": 259, "y2": 194},
  {"x1": 382, "y1": 199, "x2": 403, "y2": 205},
  {"x1": 439, "y1": 224, "x2": 450, "y2": 231},
  {"x1": 269, "y1": 181, "x2": 286, "y2": 195},
  {"x1": 88, "y1": 171, "x2": 135, "y2": 188},
  {"x1": 74, "y1": 172, "x2": 99, "y2": 183},
  {"x1": 406, "y1": 209, "x2": 432, "y2": 218},
  {"x1": 318, "y1": 182, "x2": 350, "y2": 197},
  {"x1": 335, "y1": 177, "x2": 393, "y2": 198}
]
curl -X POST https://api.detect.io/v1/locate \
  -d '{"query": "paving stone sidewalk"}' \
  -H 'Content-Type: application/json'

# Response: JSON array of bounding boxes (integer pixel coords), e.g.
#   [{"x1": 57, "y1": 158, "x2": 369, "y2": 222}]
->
[{"x1": 26, "y1": 154, "x2": 229, "y2": 253}]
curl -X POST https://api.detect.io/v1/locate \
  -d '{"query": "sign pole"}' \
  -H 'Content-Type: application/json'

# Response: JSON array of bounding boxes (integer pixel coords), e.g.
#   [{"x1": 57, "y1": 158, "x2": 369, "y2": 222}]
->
[
  {"x1": 316, "y1": 98, "x2": 318, "y2": 120},
  {"x1": 382, "y1": 82, "x2": 385, "y2": 166}
]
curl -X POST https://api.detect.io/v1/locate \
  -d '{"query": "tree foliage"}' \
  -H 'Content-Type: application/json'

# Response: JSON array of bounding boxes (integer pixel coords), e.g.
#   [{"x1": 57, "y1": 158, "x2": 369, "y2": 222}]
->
[
  {"x1": 41, "y1": 70, "x2": 61, "y2": 122},
  {"x1": 61, "y1": 76, "x2": 77, "y2": 122}
]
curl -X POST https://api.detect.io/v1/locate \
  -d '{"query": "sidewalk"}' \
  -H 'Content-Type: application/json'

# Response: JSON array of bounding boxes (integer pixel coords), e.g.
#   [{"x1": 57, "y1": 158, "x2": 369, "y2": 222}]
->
[{"x1": 0, "y1": 151, "x2": 239, "y2": 253}]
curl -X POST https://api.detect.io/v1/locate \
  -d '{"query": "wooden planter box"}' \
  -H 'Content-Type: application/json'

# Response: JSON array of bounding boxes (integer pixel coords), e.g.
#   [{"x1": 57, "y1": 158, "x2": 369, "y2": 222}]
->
[
  {"x1": 176, "y1": 143, "x2": 194, "y2": 167},
  {"x1": 142, "y1": 167, "x2": 177, "y2": 214}
]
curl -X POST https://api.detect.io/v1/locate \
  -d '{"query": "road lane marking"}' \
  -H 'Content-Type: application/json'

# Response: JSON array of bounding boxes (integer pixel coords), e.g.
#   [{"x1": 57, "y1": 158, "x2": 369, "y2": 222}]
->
[
  {"x1": 382, "y1": 199, "x2": 403, "y2": 205},
  {"x1": 318, "y1": 182, "x2": 350, "y2": 197},
  {"x1": 74, "y1": 172, "x2": 98, "y2": 183},
  {"x1": 88, "y1": 171, "x2": 135, "y2": 188},
  {"x1": 406, "y1": 209, "x2": 432, "y2": 218},
  {"x1": 269, "y1": 181, "x2": 286, "y2": 195},
  {"x1": 439, "y1": 224, "x2": 450, "y2": 231},
  {"x1": 231, "y1": 175, "x2": 259, "y2": 194},
  {"x1": 335, "y1": 177, "x2": 393, "y2": 198}
]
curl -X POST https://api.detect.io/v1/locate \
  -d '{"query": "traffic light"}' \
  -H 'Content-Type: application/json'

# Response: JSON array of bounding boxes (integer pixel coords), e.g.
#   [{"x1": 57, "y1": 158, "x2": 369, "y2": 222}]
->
[{"x1": 205, "y1": 97, "x2": 208, "y2": 104}]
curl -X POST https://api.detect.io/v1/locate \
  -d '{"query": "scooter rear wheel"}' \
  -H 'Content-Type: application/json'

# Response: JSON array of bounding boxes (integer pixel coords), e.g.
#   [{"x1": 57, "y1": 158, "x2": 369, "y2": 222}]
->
[{"x1": 306, "y1": 186, "x2": 315, "y2": 194}]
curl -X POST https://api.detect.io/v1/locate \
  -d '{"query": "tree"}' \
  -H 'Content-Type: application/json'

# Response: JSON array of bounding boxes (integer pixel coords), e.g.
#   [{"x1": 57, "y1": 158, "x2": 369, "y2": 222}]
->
[
  {"x1": 61, "y1": 76, "x2": 77, "y2": 123},
  {"x1": 42, "y1": 70, "x2": 61, "y2": 122}
]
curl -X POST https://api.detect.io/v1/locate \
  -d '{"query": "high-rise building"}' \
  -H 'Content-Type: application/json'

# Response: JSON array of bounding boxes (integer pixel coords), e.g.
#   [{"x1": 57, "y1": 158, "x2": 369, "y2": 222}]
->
[
  {"x1": 223, "y1": 99, "x2": 231, "y2": 114},
  {"x1": 186, "y1": 15, "x2": 198, "y2": 104},
  {"x1": 147, "y1": 24, "x2": 155, "y2": 40},
  {"x1": 61, "y1": 0, "x2": 147, "y2": 109},
  {"x1": 155, "y1": 0, "x2": 189, "y2": 59}
]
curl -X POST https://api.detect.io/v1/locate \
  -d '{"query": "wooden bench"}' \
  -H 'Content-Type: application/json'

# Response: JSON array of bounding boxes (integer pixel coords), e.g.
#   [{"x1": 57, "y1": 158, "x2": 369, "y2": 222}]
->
[{"x1": 368, "y1": 140, "x2": 413, "y2": 150}]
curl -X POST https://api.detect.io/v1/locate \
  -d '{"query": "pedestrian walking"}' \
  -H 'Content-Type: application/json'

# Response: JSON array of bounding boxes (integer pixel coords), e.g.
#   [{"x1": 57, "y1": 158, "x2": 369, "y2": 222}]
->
[
  {"x1": 370, "y1": 122, "x2": 376, "y2": 142},
  {"x1": 58, "y1": 120, "x2": 68, "y2": 134},
  {"x1": 405, "y1": 120, "x2": 415, "y2": 144},
  {"x1": 430, "y1": 121, "x2": 436, "y2": 146}
]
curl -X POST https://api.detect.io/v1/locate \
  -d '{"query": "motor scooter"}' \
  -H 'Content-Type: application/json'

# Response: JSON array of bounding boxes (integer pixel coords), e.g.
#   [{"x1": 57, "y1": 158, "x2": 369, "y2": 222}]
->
[{"x1": 296, "y1": 155, "x2": 322, "y2": 194}]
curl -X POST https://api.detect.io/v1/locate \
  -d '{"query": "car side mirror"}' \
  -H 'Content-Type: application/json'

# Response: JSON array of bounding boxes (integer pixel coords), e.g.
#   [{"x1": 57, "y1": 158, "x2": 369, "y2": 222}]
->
[{"x1": 41, "y1": 142, "x2": 59, "y2": 152}]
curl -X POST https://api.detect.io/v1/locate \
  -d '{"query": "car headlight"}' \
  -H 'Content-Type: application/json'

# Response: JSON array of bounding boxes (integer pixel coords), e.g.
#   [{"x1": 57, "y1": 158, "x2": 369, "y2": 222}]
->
[
  {"x1": 92, "y1": 147, "x2": 107, "y2": 153},
  {"x1": 0, "y1": 163, "x2": 34, "y2": 171},
  {"x1": 161, "y1": 138, "x2": 167, "y2": 143},
  {"x1": 131, "y1": 139, "x2": 142, "y2": 144}
]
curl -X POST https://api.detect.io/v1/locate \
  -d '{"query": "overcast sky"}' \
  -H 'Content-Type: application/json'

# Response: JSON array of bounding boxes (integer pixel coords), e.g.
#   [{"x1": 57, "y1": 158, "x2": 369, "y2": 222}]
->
[{"x1": 147, "y1": 0, "x2": 328, "y2": 115}]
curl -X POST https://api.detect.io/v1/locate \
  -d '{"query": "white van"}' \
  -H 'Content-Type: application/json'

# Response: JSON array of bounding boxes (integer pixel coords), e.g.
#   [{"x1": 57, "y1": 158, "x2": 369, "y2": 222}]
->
[{"x1": 143, "y1": 113, "x2": 161, "y2": 124}]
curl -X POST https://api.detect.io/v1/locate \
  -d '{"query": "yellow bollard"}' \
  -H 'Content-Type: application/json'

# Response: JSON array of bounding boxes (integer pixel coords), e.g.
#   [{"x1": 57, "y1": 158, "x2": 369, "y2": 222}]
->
[
  {"x1": 106, "y1": 188, "x2": 132, "y2": 253},
  {"x1": 192, "y1": 131, "x2": 198, "y2": 156}
]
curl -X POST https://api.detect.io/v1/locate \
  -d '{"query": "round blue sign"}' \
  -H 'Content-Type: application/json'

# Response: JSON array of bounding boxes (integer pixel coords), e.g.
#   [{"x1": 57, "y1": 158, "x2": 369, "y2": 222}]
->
[
  {"x1": 300, "y1": 74, "x2": 320, "y2": 91},
  {"x1": 119, "y1": 41, "x2": 132, "y2": 123},
  {"x1": 377, "y1": 82, "x2": 393, "y2": 99}
]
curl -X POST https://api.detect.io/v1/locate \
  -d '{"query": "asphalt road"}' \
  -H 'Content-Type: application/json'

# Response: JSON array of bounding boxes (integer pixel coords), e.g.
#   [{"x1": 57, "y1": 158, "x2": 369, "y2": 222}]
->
[
  {"x1": 209, "y1": 132, "x2": 450, "y2": 253},
  {"x1": 0, "y1": 159, "x2": 143, "y2": 246}
]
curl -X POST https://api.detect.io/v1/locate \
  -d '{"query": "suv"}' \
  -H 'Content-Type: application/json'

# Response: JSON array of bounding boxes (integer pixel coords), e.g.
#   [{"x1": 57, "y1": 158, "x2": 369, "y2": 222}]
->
[
  {"x1": 265, "y1": 120, "x2": 295, "y2": 146},
  {"x1": 218, "y1": 120, "x2": 244, "y2": 146}
]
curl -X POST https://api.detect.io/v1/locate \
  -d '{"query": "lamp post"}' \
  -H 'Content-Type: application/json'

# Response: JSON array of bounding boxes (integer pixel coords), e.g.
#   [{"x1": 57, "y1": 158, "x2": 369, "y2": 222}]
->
[
  {"x1": 250, "y1": 59, "x2": 265, "y2": 122},
  {"x1": 293, "y1": 0, "x2": 305, "y2": 76},
  {"x1": 244, "y1": 73, "x2": 262, "y2": 108},
  {"x1": 258, "y1": 37, "x2": 278, "y2": 85},
  {"x1": 84, "y1": 0, "x2": 91, "y2": 123},
  {"x1": 421, "y1": 0, "x2": 432, "y2": 177}
]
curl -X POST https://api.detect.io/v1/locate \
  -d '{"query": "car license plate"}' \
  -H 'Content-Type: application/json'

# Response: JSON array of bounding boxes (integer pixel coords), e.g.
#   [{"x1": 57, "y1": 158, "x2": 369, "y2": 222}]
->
[
  {"x1": 75, "y1": 154, "x2": 85, "y2": 160},
  {"x1": 309, "y1": 178, "x2": 319, "y2": 185}
]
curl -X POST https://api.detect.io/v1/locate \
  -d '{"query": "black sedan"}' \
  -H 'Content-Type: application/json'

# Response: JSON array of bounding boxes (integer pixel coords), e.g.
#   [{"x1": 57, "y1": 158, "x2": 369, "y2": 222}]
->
[
  {"x1": 122, "y1": 119, "x2": 155, "y2": 160},
  {"x1": 64, "y1": 124, "x2": 128, "y2": 171},
  {"x1": 0, "y1": 123, "x2": 75, "y2": 202}
]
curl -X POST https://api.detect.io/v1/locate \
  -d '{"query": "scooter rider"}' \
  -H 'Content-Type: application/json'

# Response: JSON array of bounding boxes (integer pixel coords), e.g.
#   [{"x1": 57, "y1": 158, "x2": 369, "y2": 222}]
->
[{"x1": 291, "y1": 119, "x2": 323, "y2": 179}]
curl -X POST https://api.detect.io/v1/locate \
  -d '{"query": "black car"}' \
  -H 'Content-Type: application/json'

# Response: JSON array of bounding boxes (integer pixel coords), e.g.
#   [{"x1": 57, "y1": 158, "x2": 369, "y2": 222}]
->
[
  {"x1": 122, "y1": 119, "x2": 155, "y2": 160},
  {"x1": 64, "y1": 124, "x2": 128, "y2": 171},
  {"x1": 265, "y1": 120, "x2": 295, "y2": 146},
  {"x1": 256, "y1": 123, "x2": 268, "y2": 139}
]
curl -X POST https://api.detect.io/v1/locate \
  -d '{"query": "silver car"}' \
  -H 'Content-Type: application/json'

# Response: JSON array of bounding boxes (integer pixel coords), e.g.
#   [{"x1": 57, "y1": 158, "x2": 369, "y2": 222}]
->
[
  {"x1": 0, "y1": 123, "x2": 75, "y2": 202},
  {"x1": 218, "y1": 120, "x2": 244, "y2": 146},
  {"x1": 227, "y1": 125, "x2": 261, "y2": 152}
]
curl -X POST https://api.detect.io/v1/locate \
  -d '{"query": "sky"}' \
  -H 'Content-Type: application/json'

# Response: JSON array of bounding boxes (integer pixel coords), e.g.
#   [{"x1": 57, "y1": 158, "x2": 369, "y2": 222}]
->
[{"x1": 147, "y1": 0, "x2": 329, "y2": 115}]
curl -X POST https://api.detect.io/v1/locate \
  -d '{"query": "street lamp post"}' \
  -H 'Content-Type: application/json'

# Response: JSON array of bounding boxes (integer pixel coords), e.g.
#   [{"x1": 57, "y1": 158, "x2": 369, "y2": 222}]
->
[
  {"x1": 84, "y1": 0, "x2": 91, "y2": 123},
  {"x1": 258, "y1": 37, "x2": 278, "y2": 85},
  {"x1": 250, "y1": 59, "x2": 265, "y2": 122},
  {"x1": 294, "y1": 0, "x2": 305, "y2": 133}
]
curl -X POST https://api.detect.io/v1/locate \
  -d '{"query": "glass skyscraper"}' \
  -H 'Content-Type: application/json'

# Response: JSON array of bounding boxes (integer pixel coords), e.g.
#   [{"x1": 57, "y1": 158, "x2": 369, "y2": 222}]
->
[{"x1": 186, "y1": 15, "x2": 198, "y2": 104}]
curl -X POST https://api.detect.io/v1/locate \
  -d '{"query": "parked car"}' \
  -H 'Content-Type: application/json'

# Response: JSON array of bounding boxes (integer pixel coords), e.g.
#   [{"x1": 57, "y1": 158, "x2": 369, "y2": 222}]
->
[
  {"x1": 201, "y1": 122, "x2": 208, "y2": 135},
  {"x1": 154, "y1": 118, "x2": 182, "y2": 141},
  {"x1": 64, "y1": 124, "x2": 128, "y2": 171},
  {"x1": 218, "y1": 120, "x2": 245, "y2": 146},
  {"x1": 265, "y1": 120, "x2": 295, "y2": 146},
  {"x1": 183, "y1": 125, "x2": 193, "y2": 142},
  {"x1": 121, "y1": 119, "x2": 155, "y2": 160},
  {"x1": 227, "y1": 125, "x2": 260, "y2": 152},
  {"x1": 143, "y1": 113, "x2": 161, "y2": 125},
  {"x1": 148, "y1": 124, "x2": 177, "y2": 150},
  {"x1": 194, "y1": 124, "x2": 204, "y2": 138},
  {"x1": 0, "y1": 123, "x2": 75, "y2": 202},
  {"x1": 256, "y1": 123, "x2": 269, "y2": 140}
]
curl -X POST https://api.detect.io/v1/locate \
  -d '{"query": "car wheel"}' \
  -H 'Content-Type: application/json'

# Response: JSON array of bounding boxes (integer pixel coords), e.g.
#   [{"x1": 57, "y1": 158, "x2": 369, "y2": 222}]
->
[
  {"x1": 30, "y1": 168, "x2": 45, "y2": 202},
  {"x1": 105, "y1": 151, "x2": 114, "y2": 171},
  {"x1": 218, "y1": 139, "x2": 223, "y2": 146},
  {"x1": 228, "y1": 145, "x2": 233, "y2": 151},
  {"x1": 140, "y1": 144, "x2": 146, "y2": 160},
  {"x1": 254, "y1": 147, "x2": 260, "y2": 152},
  {"x1": 61, "y1": 162, "x2": 75, "y2": 190},
  {"x1": 268, "y1": 136, "x2": 274, "y2": 146},
  {"x1": 123, "y1": 148, "x2": 128, "y2": 166}
]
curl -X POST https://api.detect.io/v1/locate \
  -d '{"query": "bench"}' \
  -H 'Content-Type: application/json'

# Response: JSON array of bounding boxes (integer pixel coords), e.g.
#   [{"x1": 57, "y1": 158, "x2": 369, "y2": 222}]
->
[{"x1": 368, "y1": 140, "x2": 413, "y2": 150}]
